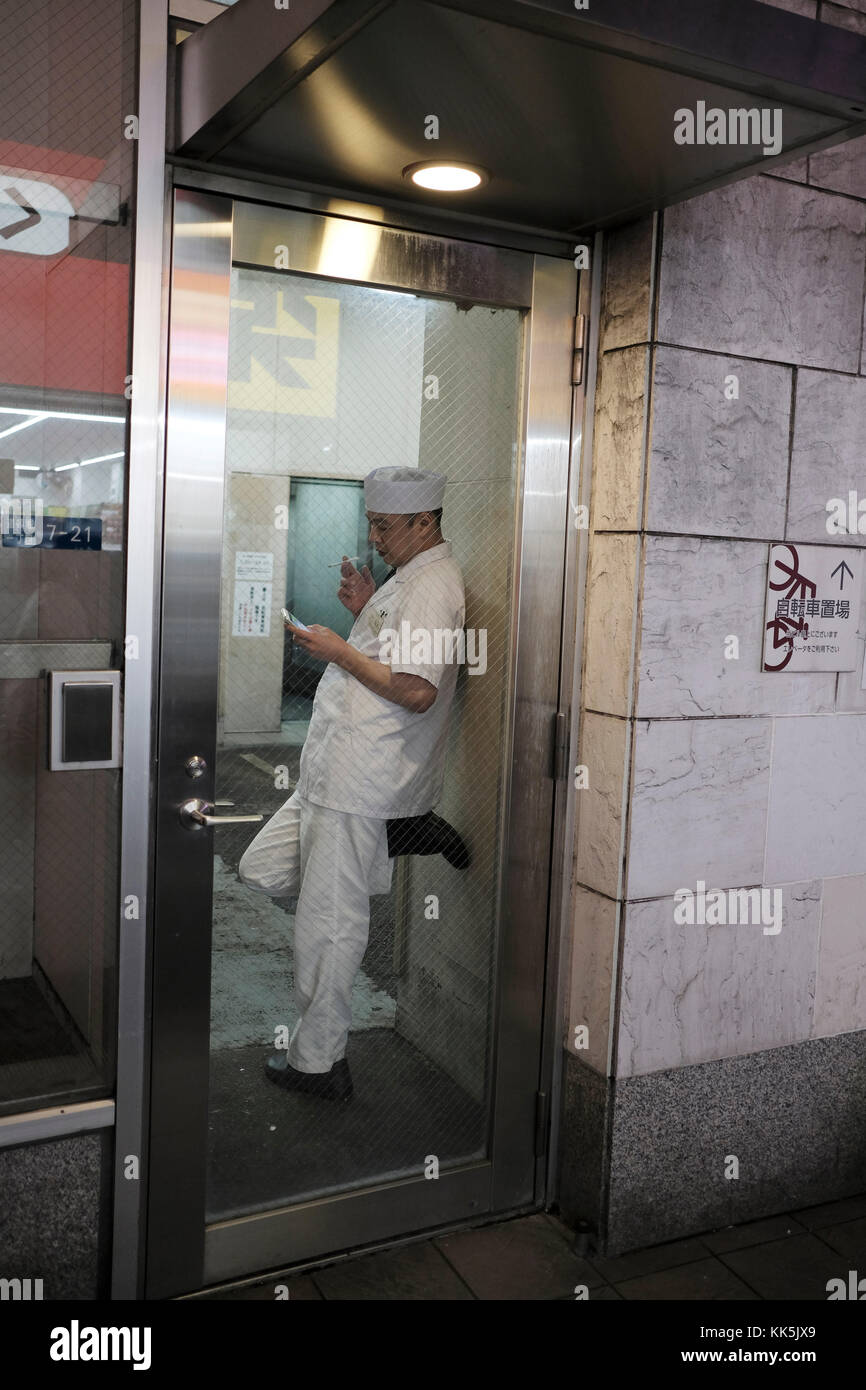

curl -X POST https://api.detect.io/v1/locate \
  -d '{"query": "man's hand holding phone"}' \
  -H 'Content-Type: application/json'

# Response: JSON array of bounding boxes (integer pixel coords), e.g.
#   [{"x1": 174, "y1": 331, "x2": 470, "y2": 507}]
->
[
  {"x1": 281, "y1": 608, "x2": 310, "y2": 631},
  {"x1": 337, "y1": 556, "x2": 375, "y2": 616},
  {"x1": 282, "y1": 609, "x2": 347, "y2": 665}
]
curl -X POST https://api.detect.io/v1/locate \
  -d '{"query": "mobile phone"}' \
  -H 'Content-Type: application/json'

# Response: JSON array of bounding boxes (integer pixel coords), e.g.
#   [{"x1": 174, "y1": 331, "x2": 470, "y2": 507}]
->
[{"x1": 281, "y1": 608, "x2": 311, "y2": 631}]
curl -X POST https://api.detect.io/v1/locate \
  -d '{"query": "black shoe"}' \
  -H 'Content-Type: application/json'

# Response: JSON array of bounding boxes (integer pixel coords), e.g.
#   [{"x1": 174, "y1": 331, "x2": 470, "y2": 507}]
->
[
  {"x1": 264, "y1": 1053, "x2": 353, "y2": 1102},
  {"x1": 386, "y1": 812, "x2": 471, "y2": 869}
]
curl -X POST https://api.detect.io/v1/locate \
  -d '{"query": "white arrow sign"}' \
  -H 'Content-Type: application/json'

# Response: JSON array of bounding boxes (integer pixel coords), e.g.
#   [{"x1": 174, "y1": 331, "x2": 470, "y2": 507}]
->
[{"x1": 0, "y1": 176, "x2": 75, "y2": 256}]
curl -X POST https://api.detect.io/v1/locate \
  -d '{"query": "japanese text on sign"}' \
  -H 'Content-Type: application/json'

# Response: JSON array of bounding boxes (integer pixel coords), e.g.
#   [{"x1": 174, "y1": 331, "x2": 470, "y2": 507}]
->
[
  {"x1": 763, "y1": 543, "x2": 861, "y2": 673},
  {"x1": 232, "y1": 581, "x2": 272, "y2": 637}
]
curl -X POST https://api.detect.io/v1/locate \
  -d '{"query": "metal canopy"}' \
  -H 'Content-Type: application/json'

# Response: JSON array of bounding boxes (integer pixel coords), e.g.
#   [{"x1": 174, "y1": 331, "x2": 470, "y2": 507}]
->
[{"x1": 173, "y1": 0, "x2": 866, "y2": 241}]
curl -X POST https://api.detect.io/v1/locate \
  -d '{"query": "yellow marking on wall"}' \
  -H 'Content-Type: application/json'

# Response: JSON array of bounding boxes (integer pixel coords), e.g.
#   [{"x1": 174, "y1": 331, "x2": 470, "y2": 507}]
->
[{"x1": 228, "y1": 292, "x2": 340, "y2": 417}]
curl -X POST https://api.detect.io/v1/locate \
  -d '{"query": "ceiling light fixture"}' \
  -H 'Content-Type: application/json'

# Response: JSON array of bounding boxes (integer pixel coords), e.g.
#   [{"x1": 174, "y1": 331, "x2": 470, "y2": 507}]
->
[
  {"x1": 402, "y1": 161, "x2": 489, "y2": 192},
  {"x1": 79, "y1": 451, "x2": 124, "y2": 467},
  {"x1": 0, "y1": 407, "x2": 125, "y2": 424},
  {"x1": 0, "y1": 413, "x2": 48, "y2": 442}
]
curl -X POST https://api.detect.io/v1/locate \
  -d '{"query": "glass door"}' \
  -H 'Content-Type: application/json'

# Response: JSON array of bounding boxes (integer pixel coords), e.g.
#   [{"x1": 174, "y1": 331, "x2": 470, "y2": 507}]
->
[{"x1": 147, "y1": 187, "x2": 577, "y2": 1297}]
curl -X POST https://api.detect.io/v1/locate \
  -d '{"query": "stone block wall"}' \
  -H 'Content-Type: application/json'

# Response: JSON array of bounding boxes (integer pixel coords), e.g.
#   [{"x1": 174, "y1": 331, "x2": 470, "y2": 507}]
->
[{"x1": 559, "y1": 0, "x2": 866, "y2": 1251}]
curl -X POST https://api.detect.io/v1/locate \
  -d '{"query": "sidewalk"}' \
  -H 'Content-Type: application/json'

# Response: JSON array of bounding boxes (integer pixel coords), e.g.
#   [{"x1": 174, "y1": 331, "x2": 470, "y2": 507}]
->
[{"x1": 198, "y1": 1192, "x2": 866, "y2": 1300}]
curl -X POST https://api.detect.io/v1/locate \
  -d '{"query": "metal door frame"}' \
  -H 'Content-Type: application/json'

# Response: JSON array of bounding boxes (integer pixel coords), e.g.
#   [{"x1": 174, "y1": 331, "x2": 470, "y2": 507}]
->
[{"x1": 147, "y1": 181, "x2": 579, "y2": 1297}]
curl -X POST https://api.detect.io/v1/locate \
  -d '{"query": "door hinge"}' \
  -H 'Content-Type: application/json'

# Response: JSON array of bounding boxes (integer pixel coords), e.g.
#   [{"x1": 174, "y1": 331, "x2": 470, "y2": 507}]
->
[
  {"x1": 552, "y1": 710, "x2": 570, "y2": 781},
  {"x1": 535, "y1": 1090, "x2": 550, "y2": 1157},
  {"x1": 572, "y1": 313, "x2": 586, "y2": 386}
]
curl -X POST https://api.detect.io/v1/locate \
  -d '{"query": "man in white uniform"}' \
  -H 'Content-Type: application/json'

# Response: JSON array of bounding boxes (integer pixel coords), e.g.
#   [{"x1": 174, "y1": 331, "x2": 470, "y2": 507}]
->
[{"x1": 238, "y1": 467, "x2": 466, "y2": 1102}]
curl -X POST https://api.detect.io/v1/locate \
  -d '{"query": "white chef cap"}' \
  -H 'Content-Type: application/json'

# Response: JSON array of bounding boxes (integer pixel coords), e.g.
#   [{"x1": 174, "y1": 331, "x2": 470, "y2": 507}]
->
[{"x1": 364, "y1": 466, "x2": 446, "y2": 514}]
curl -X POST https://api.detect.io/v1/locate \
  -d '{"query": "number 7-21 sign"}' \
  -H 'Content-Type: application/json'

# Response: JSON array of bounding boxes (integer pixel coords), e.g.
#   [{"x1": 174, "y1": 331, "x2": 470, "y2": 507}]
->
[{"x1": 2, "y1": 514, "x2": 102, "y2": 550}]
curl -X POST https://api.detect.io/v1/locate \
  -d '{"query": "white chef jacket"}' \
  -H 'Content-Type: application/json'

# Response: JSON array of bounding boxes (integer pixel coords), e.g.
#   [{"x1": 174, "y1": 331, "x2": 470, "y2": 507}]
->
[{"x1": 295, "y1": 540, "x2": 466, "y2": 817}]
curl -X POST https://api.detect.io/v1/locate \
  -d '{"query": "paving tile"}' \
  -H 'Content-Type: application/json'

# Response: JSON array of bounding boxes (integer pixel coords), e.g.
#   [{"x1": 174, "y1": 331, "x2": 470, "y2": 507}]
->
[
  {"x1": 269, "y1": 1275, "x2": 322, "y2": 1300},
  {"x1": 790, "y1": 1193, "x2": 866, "y2": 1229},
  {"x1": 197, "y1": 1274, "x2": 322, "y2": 1300},
  {"x1": 814, "y1": 1217, "x2": 866, "y2": 1265},
  {"x1": 588, "y1": 1235, "x2": 711, "y2": 1283},
  {"x1": 434, "y1": 1214, "x2": 604, "y2": 1300},
  {"x1": 194, "y1": 1199, "x2": 866, "y2": 1300},
  {"x1": 615, "y1": 1257, "x2": 756, "y2": 1301},
  {"x1": 542, "y1": 1211, "x2": 596, "y2": 1251},
  {"x1": 313, "y1": 1241, "x2": 473, "y2": 1300},
  {"x1": 719, "y1": 1233, "x2": 847, "y2": 1300},
  {"x1": 553, "y1": 1284, "x2": 624, "y2": 1301},
  {"x1": 701, "y1": 1213, "x2": 807, "y2": 1255}
]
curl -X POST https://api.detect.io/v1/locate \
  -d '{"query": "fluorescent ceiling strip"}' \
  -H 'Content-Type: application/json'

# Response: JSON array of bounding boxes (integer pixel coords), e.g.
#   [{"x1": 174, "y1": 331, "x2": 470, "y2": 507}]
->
[
  {"x1": 79, "y1": 451, "x2": 124, "y2": 466},
  {"x1": 0, "y1": 413, "x2": 48, "y2": 441},
  {"x1": 0, "y1": 407, "x2": 125, "y2": 424}
]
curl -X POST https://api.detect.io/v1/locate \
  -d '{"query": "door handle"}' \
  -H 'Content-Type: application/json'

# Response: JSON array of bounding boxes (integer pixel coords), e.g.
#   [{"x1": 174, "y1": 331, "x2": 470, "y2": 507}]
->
[{"x1": 179, "y1": 798, "x2": 265, "y2": 829}]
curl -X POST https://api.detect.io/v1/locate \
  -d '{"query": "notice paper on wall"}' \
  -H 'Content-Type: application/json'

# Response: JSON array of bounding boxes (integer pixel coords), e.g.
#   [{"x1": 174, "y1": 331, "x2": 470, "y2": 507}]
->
[
  {"x1": 235, "y1": 550, "x2": 274, "y2": 582},
  {"x1": 232, "y1": 581, "x2": 272, "y2": 637}
]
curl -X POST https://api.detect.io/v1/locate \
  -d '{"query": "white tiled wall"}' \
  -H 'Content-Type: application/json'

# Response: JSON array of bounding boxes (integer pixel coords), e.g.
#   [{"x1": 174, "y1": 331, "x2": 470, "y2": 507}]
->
[
  {"x1": 656, "y1": 180, "x2": 865, "y2": 371},
  {"x1": 638, "y1": 538, "x2": 836, "y2": 717},
  {"x1": 627, "y1": 718, "x2": 772, "y2": 899},
  {"x1": 766, "y1": 715, "x2": 866, "y2": 881},
  {"x1": 787, "y1": 372, "x2": 866, "y2": 544},
  {"x1": 813, "y1": 873, "x2": 866, "y2": 1036},
  {"x1": 646, "y1": 349, "x2": 791, "y2": 540},
  {"x1": 616, "y1": 882, "x2": 821, "y2": 1076},
  {"x1": 571, "y1": 43, "x2": 866, "y2": 1075}
]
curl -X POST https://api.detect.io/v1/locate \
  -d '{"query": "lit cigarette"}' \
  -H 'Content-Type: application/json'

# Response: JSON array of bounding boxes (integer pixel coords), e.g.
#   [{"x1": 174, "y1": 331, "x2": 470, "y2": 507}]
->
[{"x1": 327, "y1": 556, "x2": 361, "y2": 566}]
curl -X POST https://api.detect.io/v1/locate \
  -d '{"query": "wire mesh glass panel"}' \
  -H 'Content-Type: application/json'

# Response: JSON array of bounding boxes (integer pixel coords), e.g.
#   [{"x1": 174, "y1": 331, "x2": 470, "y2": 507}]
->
[
  {"x1": 0, "y1": 0, "x2": 135, "y2": 1113},
  {"x1": 206, "y1": 266, "x2": 524, "y2": 1219}
]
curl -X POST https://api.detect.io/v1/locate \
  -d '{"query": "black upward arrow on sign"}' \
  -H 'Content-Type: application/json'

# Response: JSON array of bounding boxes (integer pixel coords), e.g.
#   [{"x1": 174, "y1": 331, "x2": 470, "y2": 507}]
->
[
  {"x1": 0, "y1": 187, "x2": 42, "y2": 240},
  {"x1": 831, "y1": 561, "x2": 854, "y2": 590}
]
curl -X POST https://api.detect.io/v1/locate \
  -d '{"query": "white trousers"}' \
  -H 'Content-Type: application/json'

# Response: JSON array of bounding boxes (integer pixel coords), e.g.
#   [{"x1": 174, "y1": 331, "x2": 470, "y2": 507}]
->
[{"x1": 237, "y1": 790, "x2": 393, "y2": 1073}]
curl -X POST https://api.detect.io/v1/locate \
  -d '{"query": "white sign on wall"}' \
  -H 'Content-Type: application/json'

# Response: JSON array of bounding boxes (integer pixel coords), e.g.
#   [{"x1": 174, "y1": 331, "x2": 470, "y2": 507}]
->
[
  {"x1": 763, "y1": 542, "x2": 862, "y2": 673},
  {"x1": 0, "y1": 176, "x2": 75, "y2": 256},
  {"x1": 232, "y1": 581, "x2": 272, "y2": 637},
  {"x1": 234, "y1": 550, "x2": 274, "y2": 582}
]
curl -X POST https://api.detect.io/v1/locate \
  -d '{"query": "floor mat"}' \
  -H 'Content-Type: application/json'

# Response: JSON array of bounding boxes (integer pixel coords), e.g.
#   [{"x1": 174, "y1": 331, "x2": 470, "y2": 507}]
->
[
  {"x1": 207, "y1": 1028, "x2": 486, "y2": 1220},
  {"x1": 0, "y1": 976, "x2": 80, "y2": 1064}
]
